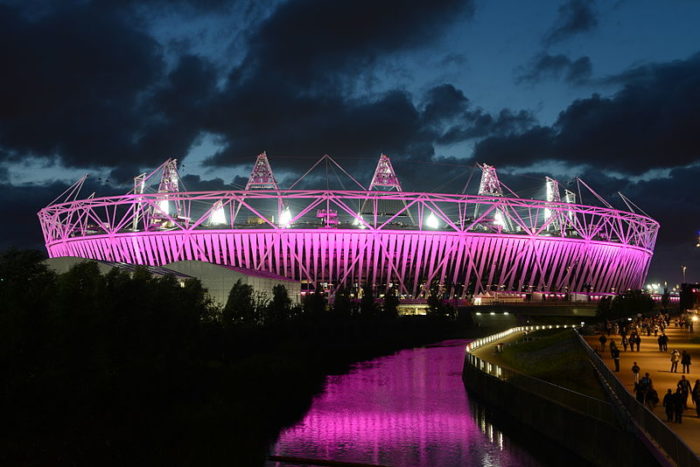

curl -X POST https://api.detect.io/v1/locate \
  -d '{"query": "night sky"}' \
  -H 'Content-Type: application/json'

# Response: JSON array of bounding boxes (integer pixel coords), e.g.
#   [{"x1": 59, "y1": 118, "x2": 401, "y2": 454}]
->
[{"x1": 2, "y1": 0, "x2": 700, "y2": 285}]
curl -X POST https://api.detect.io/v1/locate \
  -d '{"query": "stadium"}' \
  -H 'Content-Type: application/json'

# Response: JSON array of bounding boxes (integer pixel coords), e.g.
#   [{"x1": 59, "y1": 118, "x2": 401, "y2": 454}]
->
[{"x1": 38, "y1": 153, "x2": 659, "y2": 301}]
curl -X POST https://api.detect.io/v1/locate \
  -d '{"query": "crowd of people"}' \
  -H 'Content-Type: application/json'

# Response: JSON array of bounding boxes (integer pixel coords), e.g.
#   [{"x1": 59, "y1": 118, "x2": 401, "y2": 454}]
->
[{"x1": 596, "y1": 312, "x2": 700, "y2": 424}]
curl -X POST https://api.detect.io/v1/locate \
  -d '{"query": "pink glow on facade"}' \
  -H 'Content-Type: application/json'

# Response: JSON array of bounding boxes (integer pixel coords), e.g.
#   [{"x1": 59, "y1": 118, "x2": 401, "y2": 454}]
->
[{"x1": 38, "y1": 187, "x2": 658, "y2": 297}]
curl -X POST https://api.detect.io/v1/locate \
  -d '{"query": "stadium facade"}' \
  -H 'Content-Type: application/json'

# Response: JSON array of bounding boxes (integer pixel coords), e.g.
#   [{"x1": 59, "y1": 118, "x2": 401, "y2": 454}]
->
[{"x1": 38, "y1": 154, "x2": 658, "y2": 300}]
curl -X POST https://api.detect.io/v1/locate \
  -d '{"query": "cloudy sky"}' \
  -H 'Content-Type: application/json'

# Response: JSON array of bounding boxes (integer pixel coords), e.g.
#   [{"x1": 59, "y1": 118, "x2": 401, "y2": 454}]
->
[{"x1": 2, "y1": 0, "x2": 700, "y2": 284}]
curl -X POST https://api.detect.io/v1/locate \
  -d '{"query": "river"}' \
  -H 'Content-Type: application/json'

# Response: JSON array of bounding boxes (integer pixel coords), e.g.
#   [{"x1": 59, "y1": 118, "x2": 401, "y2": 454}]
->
[{"x1": 267, "y1": 338, "x2": 577, "y2": 466}]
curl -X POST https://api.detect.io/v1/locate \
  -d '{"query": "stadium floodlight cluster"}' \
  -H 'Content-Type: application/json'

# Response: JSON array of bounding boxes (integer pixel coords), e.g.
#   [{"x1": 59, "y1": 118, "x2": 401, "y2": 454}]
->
[{"x1": 38, "y1": 153, "x2": 659, "y2": 299}]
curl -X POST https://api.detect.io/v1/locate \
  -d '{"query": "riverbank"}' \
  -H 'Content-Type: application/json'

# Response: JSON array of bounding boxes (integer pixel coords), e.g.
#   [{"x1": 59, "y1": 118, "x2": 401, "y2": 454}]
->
[
  {"x1": 464, "y1": 327, "x2": 660, "y2": 466},
  {"x1": 3, "y1": 312, "x2": 484, "y2": 466}
]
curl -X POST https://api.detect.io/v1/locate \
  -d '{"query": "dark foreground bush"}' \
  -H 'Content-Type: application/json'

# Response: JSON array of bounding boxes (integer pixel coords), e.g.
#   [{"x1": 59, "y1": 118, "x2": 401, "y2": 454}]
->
[{"x1": 0, "y1": 250, "x2": 474, "y2": 466}]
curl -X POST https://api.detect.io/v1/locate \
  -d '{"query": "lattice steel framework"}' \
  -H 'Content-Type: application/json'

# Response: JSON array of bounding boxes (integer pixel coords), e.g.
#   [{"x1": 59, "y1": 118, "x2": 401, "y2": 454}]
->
[{"x1": 39, "y1": 171, "x2": 659, "y2": 298}]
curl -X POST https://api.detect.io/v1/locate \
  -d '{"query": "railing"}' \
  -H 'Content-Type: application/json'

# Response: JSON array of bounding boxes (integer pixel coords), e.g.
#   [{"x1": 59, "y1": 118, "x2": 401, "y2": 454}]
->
[
  {"x1": 575, "y1": 332, "x2": 700, "y2": 467},
  {"x1": 465, "y1": 324, "x2": 577, "y2": 352},
  {"x1": 465, "y1": 325, "x2": 616, "y2": 424}
]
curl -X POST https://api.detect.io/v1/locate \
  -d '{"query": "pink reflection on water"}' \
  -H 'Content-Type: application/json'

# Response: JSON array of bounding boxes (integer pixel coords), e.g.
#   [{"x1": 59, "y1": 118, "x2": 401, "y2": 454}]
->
[{"x1": 269, "y1": 340, "x2": 542, "y2": 467}]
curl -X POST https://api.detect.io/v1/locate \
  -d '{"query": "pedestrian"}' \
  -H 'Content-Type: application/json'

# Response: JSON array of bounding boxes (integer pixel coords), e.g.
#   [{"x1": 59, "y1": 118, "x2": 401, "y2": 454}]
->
[
  {"x1": 611, "y1": 343, "x2": 621, "y2": 372},
  {"x1": 671, "y1": 350, "x2": 680, "y2": 373},
  {"x1": 663, "y1": 389, "x2": 675, "y2": 422},
  {"x1": 682, "y1": 350, "x2": 692, "y2": 374},
  {"x1": 657, "y1": 334, "x2": 664, "y2": 351},
  {"x1": 636, "y1": 334, "x2": 642, "y2": 351},
  {"x1": 674, "y1": 389, "x2": 685, "y2": 423},
  {"x1": 599, "y1": 334, "x2": 607, "y2": 353},
  {"x1": 637, "y1": 373, "x2": 652, "y2": 404},
  {"x1": 661, "y1": 333, "x2": 669, "y2": 352},
  {"x1": 632, "y1": 362, "x2": 640, "y2": 383},
  {"x1": 622, "y1": 335, "x2": 629, "y2": 352},
  {"x1": 678, "y1": 375, "x2": 692, "y2": 409},
  {"x1": 693, "y1": 379, "x2": 700, "y2": 417}
]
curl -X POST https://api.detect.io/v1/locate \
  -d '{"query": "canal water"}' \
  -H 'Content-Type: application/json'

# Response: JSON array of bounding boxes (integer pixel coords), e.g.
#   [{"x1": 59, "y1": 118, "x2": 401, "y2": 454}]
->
[{"x1": 267, "y1": 339, "x2": 573, "y2": 467}]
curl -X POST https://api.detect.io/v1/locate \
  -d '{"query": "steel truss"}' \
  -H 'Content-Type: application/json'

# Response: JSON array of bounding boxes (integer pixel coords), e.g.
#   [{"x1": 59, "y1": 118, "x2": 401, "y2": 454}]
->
[{"x1": 39, "y1": 188, "x2": 658, "y2": 298}]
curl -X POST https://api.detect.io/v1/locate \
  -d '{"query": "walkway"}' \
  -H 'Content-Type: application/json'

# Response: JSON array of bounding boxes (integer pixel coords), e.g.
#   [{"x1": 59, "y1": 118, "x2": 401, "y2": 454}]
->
[{"x1": 584, "y1": 325, "x2": 700, "y2": 456}]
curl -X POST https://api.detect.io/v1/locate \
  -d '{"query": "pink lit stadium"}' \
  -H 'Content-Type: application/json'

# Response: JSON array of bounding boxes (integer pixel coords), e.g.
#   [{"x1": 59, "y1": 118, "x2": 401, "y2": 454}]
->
[{"x1": 38, "y1": 153, "x2": 658, "y2": 300}]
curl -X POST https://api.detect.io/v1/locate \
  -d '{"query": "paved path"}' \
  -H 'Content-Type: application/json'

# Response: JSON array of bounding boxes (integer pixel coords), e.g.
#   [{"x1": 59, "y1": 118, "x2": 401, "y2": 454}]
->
[{"x1": 584, "y1": 325, "x2": 700, "y2": 455}]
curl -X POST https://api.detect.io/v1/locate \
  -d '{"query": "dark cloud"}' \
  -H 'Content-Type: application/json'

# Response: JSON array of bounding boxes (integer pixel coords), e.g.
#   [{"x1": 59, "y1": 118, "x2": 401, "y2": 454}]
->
[
  {"x1": 240, "y1": 0, "x2": 474, "y2": 89},
  {"x1": 476, "y1": 52, "x2": 700, "y2": 173},
  {"x1": 516, "y1": 54, "x2": 592, "y2": 85},
  {"x1": 204, "y1": 0, "x2": 477, "y2": 169},
  {"x1": 544, "y1": 0, "x2": 598, "y2": 45}
]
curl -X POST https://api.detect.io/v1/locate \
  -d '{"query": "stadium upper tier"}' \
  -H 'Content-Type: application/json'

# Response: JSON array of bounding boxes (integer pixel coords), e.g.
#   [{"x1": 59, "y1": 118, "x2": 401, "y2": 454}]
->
[{"x1": 38, "y1": 154, "x2": 659, "y2": 298}]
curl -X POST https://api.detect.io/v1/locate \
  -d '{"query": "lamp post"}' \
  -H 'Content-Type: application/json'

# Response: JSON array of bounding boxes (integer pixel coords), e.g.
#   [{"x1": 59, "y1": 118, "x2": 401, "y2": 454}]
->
[{"x1": 682, "y1": 265, "x2": 687, "y2": 284}]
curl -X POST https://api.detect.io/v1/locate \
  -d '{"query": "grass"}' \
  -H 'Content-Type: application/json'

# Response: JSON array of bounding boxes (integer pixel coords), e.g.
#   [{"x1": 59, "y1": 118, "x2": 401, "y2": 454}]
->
[{"x1": 499, "y1": 329, "x2": 607, "y2": 400}]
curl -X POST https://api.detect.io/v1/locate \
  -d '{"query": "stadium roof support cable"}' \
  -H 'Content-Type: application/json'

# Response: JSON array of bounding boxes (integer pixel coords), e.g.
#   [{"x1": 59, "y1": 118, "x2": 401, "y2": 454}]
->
[
  {"x1": 618, "y1": 192, "x2": 651, "y2": 217},
  {"x1": 576, "y1": 177, "x2": 613, "y2": 209},
  {"x1": 48, "y1": 174, "x2": 88, "y2": 206},
  {"x1": 288, "y1": 154, "x2": 366, "y2": 190}
]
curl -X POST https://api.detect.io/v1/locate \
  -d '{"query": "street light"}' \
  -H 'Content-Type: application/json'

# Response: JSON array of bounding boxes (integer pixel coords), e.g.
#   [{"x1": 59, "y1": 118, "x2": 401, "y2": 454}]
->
[{"x1": 682, "y1": 265, "x2": 687, "y2": 284}]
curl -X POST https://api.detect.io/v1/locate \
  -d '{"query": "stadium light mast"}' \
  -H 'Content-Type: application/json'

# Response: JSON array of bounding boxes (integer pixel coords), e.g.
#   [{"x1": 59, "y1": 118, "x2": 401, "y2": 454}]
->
[
  {"x1": 369, "y1": 153, "x2": 402, "y2": 191},
  {"x1": 544, "y1": 176, "x2": 561, "y2": 231},
  {"x1": 476, "y1": 163, "x2": 511, "y2": 231},
  {"x1": 564, "y1": 189, "x2": 576, "y2": 222},
  {"x1": 366, "y1": 153, "x2": 414, "y2": 226},
  {"x1": 245, "y1": 152, "x2": 279, "y2": 190},
  {"x1": 153, "y1": 158, "x2": 182, "y2": 224},
  {"x1": 477, "y1": 163, "x2": 503, "y2": 197}
]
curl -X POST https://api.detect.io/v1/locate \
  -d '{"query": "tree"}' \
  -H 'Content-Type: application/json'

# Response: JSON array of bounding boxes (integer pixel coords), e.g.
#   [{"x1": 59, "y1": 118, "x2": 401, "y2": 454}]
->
[
  {"x1": 426, "y1": 281, "x2": 454, "y2": 319},
  {"x1": 223, "y1": 280, "x2": 256, "y2": 325},
  {"x1": 359, "y1": 284, "x2": 376, "y2": 317},
  {"x1": 333, "y1": 285, "x2": 352, "y2": 317},
  {"x1": 608, "y1": 290, "x2": 654, "y2": 318},
  {"x1": 303, "y1": 289, "x2": 326, "y2": 317},
  {"x1": 267, "y1": 284, "x2": 291, "y2": 322},
  {"x1": 382, "y1": 287, "x2": 399, "y2": 319}
]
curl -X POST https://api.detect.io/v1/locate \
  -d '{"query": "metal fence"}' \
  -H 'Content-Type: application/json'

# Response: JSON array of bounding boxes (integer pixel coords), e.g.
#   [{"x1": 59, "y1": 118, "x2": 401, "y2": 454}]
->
[
  {"x1": 465, "y1": 325, "x2": 616, "y2": 424},
  {"x1": 575, "y1": 332, "x2": 700, "y2": 467}
]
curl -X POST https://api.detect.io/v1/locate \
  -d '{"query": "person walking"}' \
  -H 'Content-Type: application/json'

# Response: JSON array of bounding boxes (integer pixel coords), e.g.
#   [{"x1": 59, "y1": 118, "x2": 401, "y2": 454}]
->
[
  {"x1": 661, "y1": 333, "x2": 669, "y2": 352},
  {"x1": 674, "y1": 389, "x2": 685, "y2": 423},
  {"x1": 678, "y1": 375, "x2": 692, "y2": 409},
  {"x1": 622, "y1": 334, "x2": 629, "y2": 352},
  {"x1": 599, "y1": 334, "x2": 607, "y2": 353},
  {"x1": 671, "y1": 350, "x2": 680, "y2": 373},
  {"x1": 637, "y1": 373, "x2": 652, "y2": 405},
  {"x1": 693, "y1": 379, "x2": 700, "y2": 417},
  {"x1": 657, "y1": 334, "x2": 664, "y2": 351},
  {"x1": 632, "y1": 362, "x2": 641, "y2": 384},
  {"x1": 663, "y1": 389, "x2": 675, "y2": 422},
  {"x1": 682, "y1": 350, "x2": 692, "y2": 374},
  {"x1": 611, "y1": 343, "x2": 621, "y2": 372}
]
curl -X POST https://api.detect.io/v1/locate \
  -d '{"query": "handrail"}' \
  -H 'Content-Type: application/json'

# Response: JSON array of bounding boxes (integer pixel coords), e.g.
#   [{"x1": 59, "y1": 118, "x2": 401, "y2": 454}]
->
[
  {"x1": 575, "y1": 331, "x2": 700, "y2": 467},
  {"x1": 464, "y1": 325, "x2": 615, "y2": 424}
]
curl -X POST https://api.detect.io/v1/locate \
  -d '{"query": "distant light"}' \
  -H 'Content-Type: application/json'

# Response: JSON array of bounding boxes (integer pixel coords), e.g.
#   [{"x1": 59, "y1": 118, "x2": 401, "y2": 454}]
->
[
  {"x1": 425, "y1": 212, "x2": 440, "y2": 229},
  {"x1": 280, "y1": 207, "x2": 293, "y2": 228},
  {"x1": 353, "y1": 215, "x2": 367, "y2": 229},
  {"x1": 503, "y1": 312, "x2": 509, "y2": 315},
  {"x1": 158, "y1": 199, "x2": 169, "y2": 215},
  {"x1": 490, "y1": 312, "x2": 496, "y2": 315},
  {"x1": 494, "y1": 210, "x2": 507, "y2": 229},
  {"x1": 208, "y1": 201, "x2": 226, "y2": 226}
]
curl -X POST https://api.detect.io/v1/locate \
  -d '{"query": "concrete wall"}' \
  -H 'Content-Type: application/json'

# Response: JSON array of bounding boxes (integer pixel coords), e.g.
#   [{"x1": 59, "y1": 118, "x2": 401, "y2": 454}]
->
[
  {"x1": 463, "y1": 360, "x2": 659, "y2": 466},
  {"x1": 164, "y1": 260, "x2": 300, "y2": 308}
]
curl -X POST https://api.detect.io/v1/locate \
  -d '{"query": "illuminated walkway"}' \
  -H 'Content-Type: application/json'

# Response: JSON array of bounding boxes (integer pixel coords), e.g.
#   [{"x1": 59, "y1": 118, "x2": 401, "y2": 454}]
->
[{"x1": 584, "y1": 326, "x2": 700, "y2": 456}]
